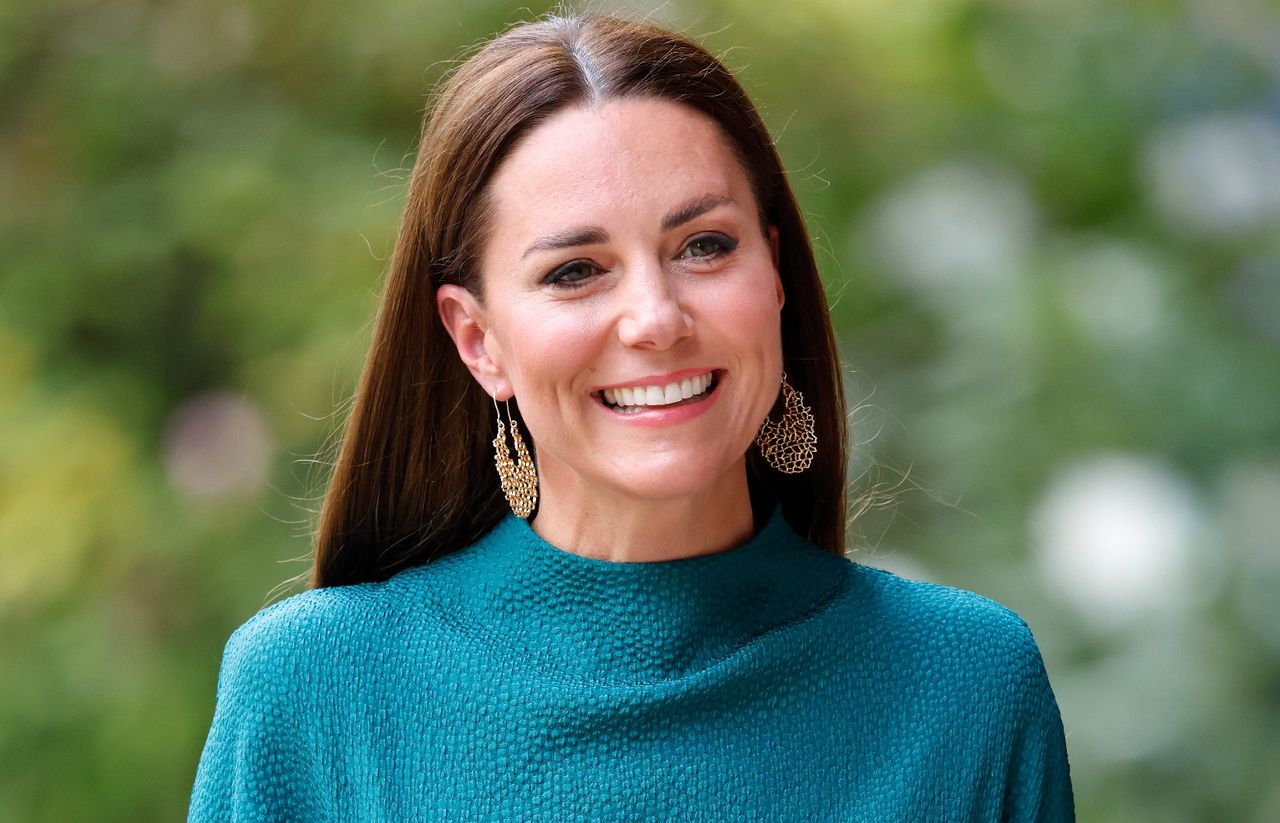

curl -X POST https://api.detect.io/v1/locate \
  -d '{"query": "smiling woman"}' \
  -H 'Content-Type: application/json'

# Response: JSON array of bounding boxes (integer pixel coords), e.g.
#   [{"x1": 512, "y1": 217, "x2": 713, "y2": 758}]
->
[
  {"x1": 187, "y1": 12, "x2": 1075, "y2": 822},
  {"x1": 436, "y1": 96, "x2": 789, "y2": 556}
]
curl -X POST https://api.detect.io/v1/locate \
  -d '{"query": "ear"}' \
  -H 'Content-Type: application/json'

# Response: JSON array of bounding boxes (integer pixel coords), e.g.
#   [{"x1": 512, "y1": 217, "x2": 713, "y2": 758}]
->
[
  {"x1": 767, "y1": 224, "x2": 784, "y2": 310},
  {"x1": 435, "y1": 284, "x2": 512, "y2": 399}
]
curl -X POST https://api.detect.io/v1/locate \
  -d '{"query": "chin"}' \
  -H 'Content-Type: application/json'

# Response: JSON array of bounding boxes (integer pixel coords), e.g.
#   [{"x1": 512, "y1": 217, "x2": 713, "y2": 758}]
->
[{"x1": 597, "y1": 451, "x2": 744, "y2": 503}]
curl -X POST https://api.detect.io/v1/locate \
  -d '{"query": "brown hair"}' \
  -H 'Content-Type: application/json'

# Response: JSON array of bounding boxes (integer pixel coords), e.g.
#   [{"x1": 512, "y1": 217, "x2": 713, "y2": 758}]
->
[{"x1": 309, "y1": 13, "x2": 848, "y2": 588}]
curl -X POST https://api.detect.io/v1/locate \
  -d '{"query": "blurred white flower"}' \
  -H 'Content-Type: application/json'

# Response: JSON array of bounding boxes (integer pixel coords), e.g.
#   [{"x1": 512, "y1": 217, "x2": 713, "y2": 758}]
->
[
  {"x1": 1030, "y1": 453, "x2": 1208, "y2": 631},
  {"x1": 1054, "y1": 236, "x2": 1171, "y2": 345},
  {"x1": 1218, "y1": 458, "x2": 1280, "y2": 652},
  {"x1": 864, "y1": 159, "x2": 1038, "y2": 291},
  {"x1": 1218, "y1": 458, "x2": 1280, "y2": 567},
  {"x1": 162, "y1": 391, "x2": 273, "y2": 501},
  {"x1": 1144, "y1": 112, "x2": 1280, "y2": 235}
]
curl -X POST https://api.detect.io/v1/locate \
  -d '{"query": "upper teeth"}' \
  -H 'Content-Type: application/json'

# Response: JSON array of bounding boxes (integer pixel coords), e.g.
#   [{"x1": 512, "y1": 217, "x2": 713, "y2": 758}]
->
[{"x1": 601, "y1": 372, "x2": 714, "y2": 407}]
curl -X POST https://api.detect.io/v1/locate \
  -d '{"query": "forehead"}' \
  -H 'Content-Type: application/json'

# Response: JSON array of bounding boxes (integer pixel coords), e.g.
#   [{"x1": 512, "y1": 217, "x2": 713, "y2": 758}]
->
[{"x1": 484, "y1": 97, "x2": 751, "y2": 243}]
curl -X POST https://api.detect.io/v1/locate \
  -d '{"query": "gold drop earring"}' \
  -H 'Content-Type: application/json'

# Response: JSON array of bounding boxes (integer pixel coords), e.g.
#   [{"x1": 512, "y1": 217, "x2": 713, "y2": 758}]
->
[
  {"x1": 492, "y1": 396, "x2": 539, "y2": 518},
  {"x1": 754, "y1": 371, "x2": 817, "y2": 474}
]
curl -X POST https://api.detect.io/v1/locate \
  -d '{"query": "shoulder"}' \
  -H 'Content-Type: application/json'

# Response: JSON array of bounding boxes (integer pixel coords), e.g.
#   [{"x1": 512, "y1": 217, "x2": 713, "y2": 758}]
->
[
  {"x1": 842, "y1": 564, "x2": 1074, "y2": 805},
  {"x1": 843, "y1": 562, "x2": 1050, "y2": 691},
  {"x1": 214, "y1": 537, "x2": 491, "y2": 683},
  {"x1": 848, "y1": 561, "x2": 1034, "y2": 638},
  {"x1": 213, "y1": 578, "x2": 415, "y2": 698},
  {"x1": 223, "y1": 584, "x2": 368, "y2": 654}
]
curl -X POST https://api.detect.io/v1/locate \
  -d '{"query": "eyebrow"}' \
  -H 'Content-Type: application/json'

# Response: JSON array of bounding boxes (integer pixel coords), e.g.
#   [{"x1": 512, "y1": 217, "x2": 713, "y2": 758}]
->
[{"x1": 519, "y1": 193, "x2": 736, "y2": 260}]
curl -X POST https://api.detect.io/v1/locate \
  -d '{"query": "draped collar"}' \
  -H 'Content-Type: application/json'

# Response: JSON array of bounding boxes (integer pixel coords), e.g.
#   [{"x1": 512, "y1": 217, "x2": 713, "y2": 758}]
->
[{"x1": 431, "y1": 504, "x2": 849, "y2": 685}]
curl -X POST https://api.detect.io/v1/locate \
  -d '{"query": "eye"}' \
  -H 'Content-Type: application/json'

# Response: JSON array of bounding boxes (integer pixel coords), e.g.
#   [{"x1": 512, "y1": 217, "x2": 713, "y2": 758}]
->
[
  {"x1": 543, "y1": 260, "x2": 601, "y2": 290},
  {"x1": 678, "y1": 233, "x2": 738, "y2": 261}
]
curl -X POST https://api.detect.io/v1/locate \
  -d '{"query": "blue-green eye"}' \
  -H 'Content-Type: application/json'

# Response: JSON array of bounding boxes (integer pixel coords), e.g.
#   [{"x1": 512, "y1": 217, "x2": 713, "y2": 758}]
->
[
  {"x1": 543, "y1": 261, "x2": 600, "y2": 290},
  {"x1": 679, "y1": 234, "x2": 738, "y2": 260}
]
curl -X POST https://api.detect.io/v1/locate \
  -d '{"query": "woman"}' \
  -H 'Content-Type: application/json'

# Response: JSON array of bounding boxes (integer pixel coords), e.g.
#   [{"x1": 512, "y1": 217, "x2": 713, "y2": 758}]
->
[{"x1": 189, "y1": 13, "x2": 1075, "y2": 822}]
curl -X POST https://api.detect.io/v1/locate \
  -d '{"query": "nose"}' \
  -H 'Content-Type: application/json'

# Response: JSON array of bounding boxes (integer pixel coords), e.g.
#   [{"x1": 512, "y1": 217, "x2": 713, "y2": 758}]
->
[{"x1": 615, "y1": 260, "x2": 695, "y2": 349}]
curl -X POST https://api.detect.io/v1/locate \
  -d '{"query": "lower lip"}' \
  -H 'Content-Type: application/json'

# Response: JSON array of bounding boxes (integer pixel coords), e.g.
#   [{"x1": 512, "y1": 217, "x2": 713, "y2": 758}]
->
[{"x1": 594, "y1": 373, "x2": 723, "y2": 427}]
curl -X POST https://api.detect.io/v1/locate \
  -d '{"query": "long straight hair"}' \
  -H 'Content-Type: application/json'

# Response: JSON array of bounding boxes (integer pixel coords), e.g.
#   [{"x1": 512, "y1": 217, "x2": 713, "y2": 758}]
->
[{"x1": 310, "y1": 14, "x2": 848, "y2": 588}]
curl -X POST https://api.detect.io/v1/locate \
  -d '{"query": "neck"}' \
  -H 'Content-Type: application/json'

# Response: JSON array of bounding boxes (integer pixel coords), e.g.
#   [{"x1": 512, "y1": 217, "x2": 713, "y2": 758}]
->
[{"x1": 528, "y1": 457, "x2": 757, "y2": 562}]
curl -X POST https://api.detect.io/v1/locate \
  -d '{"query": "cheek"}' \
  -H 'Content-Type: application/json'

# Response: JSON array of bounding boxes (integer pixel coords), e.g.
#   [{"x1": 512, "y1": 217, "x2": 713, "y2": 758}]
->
[
  {"x1": 498, "y1": 304, "x2": 610, "y2": 395},
  {"x1": 700, "y1": 273, "x2": 784, "y2": 344}
]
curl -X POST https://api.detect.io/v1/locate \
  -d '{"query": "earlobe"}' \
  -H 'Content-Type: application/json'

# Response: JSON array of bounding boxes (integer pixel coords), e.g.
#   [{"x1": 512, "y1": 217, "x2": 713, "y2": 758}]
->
[{"x1": 435, "y1": 284, "x2": 511, "y2": 398}]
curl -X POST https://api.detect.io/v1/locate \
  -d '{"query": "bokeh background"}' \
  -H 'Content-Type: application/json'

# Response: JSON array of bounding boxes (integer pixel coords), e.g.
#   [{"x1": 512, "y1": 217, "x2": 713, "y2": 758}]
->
[{"x1": 3, "y1": 0, "x2": 1278, "y2": 819}]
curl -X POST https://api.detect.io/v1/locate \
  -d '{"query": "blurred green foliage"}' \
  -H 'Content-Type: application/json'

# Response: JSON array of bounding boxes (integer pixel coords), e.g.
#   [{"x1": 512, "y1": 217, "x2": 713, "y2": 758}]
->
[{"x1": 2, "y1": 0, "x2": 1278, "y2": 820}]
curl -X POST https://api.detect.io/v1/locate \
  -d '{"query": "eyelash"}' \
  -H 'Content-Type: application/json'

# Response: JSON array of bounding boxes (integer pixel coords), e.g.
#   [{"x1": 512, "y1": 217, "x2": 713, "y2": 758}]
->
[{"x1": 543, "y1": 233, "x2": 739, "y2": 290}]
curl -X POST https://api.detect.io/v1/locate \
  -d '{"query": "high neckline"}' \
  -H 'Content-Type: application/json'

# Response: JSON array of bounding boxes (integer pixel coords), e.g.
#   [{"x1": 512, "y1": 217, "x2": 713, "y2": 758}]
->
[{"x1": 435, "y1": 504, "x2": 850, "y2": 685}]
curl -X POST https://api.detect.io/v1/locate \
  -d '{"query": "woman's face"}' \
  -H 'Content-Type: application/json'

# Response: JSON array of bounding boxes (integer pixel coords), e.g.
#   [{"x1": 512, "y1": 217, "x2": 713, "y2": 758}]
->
[{"x1": 437, "y1": 96, "x2": 784, "y2": 507}]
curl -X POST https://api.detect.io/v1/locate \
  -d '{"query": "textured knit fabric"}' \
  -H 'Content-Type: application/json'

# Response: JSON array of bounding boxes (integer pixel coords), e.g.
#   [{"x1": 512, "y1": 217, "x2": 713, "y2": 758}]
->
[{"x1": 188, "y1": 505, "x2": 1076, "y2": 822}]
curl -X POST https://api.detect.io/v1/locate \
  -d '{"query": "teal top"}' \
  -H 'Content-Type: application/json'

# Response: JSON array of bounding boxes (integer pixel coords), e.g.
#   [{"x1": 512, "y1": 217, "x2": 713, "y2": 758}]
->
[{"x1": 188, "y1": 506, "x2": 1075, "y2": 821}]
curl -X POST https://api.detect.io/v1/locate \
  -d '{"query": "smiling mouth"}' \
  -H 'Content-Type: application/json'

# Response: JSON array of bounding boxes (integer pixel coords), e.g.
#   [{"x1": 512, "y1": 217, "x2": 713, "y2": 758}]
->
[{"x1": 595, "y1": 370, "x2": 721, "y2": 415}]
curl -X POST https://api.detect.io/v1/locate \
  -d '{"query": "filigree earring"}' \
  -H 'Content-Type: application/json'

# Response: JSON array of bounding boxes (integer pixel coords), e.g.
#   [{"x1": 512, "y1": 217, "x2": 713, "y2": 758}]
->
[
  {"x1": 493, "y1": 396, "x2": 538, "y2": 518},
  {"x1": 754, "y1": 371, "x2": 817, "y2": 474}
]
